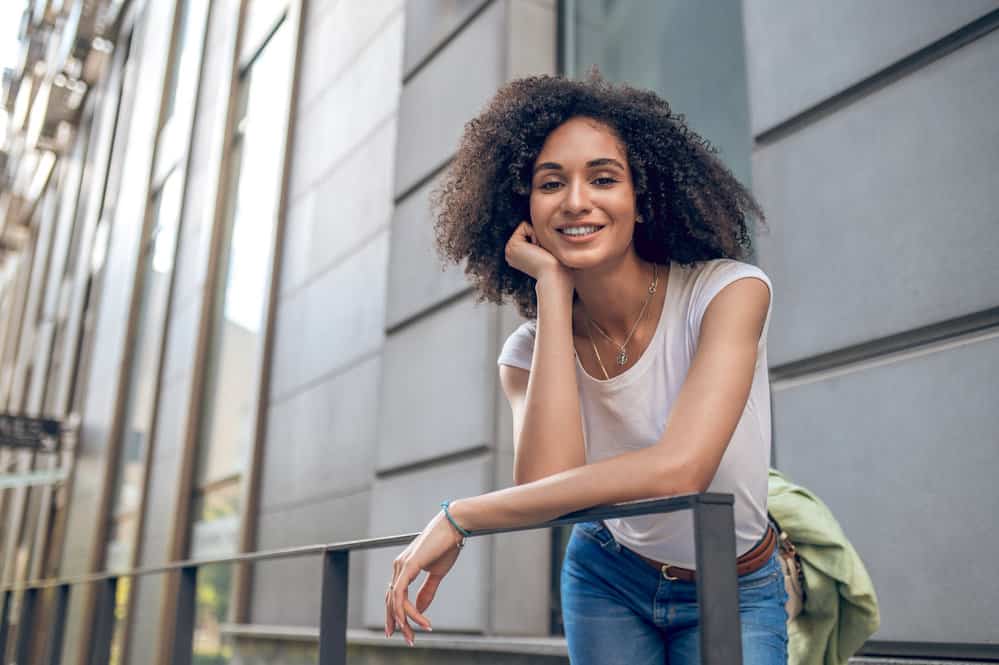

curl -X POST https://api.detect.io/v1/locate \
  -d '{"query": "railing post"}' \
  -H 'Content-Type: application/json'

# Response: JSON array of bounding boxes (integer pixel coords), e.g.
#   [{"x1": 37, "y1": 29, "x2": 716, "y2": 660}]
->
[
  {"x1": 87, "y1": 577, "x2": 118, "y2": 665},
  {"x1": 14, "y1": 587, "x2": 39, "y2": 665},
  {"x1": 45, "y1": 584, "x2": 71, "y2": 665},
  {"x1": 318, "y1": 550, "x2": 349, "y2": 665},
  {"x1": 170, "y1": 566, "x2": 198, "y2": 665},
  {"x1": 693, "y1": 496, "x2": 743, "y2": 665},
  {"x1": 0, "y1": 589, "x2": 11, "y2": 661}
]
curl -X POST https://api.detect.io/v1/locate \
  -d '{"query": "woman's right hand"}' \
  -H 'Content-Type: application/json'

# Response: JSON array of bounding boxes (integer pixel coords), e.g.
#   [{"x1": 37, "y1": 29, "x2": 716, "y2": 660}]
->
[{"x1": 505, "y1": 221, "x2": 573, "y2": 286}]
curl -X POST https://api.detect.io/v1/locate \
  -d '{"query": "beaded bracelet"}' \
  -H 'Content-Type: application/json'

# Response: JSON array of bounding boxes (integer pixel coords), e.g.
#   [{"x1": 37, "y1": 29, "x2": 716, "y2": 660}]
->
[{"x1": 440, "y1": 500, "x2": 471, "y2": 548}]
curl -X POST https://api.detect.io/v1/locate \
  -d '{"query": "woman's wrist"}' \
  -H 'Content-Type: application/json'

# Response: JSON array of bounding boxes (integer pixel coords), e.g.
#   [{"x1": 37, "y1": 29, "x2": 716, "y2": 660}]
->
[
  {"x1": 445, "y1": 498, "x2": 476, "y2": 534},
  {"x1": 535, "y1": 267, "x2": 574, "y2": 301}
]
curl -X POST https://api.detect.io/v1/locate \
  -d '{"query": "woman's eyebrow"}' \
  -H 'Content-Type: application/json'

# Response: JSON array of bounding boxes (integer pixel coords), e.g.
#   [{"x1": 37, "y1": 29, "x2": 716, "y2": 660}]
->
[
  {"x1": 533, "y1": 157, "x2": 626, "y2": 174},
  {"x1": 586, "y1": 157, "x2": 626, "y2": 170},
  {"x1": 533, "y1": 161, "x2": 562, "y2": 174}
]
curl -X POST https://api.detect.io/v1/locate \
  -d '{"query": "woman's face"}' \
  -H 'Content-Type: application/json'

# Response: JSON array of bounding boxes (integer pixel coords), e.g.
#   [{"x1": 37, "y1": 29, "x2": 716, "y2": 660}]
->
[{"x1": 528, "y1": 116, "x2": 639, "y2": 270}]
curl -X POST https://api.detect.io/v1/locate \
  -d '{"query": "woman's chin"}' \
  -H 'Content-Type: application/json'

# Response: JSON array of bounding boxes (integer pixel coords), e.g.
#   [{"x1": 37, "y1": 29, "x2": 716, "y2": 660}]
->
[{"x1": 554, "y1": 248, "x2": 628, "y2": 272}]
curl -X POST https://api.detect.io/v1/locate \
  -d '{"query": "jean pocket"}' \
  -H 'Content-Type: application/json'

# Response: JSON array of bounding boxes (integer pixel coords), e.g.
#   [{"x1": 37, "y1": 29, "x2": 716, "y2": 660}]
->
[
  {"x1": 573, "y1": 521, "x2": 616, "y2": 549},
  {"x1": 737, "y1": 555, "x2": 783, "y2": 591}
]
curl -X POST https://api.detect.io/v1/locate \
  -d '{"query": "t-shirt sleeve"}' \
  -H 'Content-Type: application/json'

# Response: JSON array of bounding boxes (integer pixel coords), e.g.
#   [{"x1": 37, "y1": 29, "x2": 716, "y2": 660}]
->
[
  {"x1": 497, "y1": 320, "x2": 537, "y2": 371},
  {"x1": 688, "y1": 259, "x2": 774, "y2": 348}
]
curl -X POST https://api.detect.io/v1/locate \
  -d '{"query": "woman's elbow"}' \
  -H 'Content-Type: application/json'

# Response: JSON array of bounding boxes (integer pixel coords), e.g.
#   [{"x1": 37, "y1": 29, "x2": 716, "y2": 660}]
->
[{"x1": 654, "y1": 455, "x2": 715, "y2": 496}]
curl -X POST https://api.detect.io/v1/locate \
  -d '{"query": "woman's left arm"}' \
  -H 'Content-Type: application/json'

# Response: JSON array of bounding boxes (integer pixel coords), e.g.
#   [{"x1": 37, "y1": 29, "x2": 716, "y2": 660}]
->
[{"x1": 386, "y1": 276, "x2": 770, "y2": 644}]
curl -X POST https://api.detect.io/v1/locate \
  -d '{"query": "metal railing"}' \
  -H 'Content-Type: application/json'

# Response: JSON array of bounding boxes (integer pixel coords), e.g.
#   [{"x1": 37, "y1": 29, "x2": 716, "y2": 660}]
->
[{"x1": 0, "y1": 493, "x2": 743, "y2": 665}]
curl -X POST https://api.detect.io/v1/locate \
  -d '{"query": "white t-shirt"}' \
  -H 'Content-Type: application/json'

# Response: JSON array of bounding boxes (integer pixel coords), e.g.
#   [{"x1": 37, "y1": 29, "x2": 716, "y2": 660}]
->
[{"x1": 497, "y1": 258, "x2": 774, "y2": 568}]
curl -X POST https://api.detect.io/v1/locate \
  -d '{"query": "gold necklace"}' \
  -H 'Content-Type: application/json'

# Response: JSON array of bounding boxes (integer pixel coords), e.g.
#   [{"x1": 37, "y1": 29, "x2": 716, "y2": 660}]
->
[
  {"x1": 587, "y1": 263, "x2": 658, "y2": 369},
  {"x1": 586, "y1": 318, "x2": 611, "y2": 380}
]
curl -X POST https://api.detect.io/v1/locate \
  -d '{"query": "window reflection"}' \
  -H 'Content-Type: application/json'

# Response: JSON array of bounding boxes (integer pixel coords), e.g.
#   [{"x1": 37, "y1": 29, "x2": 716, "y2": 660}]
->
[
  {"x1": 190, "y1": 14, "x2": 293, "y2": 665},
  {"x1": 563, "y1": 0, "x2": 752, "y2": 184},
  {"x1": 106, "y1": 166, "x2": 184, "y2": 572}
]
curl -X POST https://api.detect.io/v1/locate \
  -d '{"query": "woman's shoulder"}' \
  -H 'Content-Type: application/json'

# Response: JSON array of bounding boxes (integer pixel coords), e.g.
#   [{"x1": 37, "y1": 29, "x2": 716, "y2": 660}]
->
[
  {"x1": 681, "y1": 258, "x2": 773, "y2": 339},
  {"x1": 684, "y1": 257, "x2": 771, "y2": 285},
  {"x1": 497, "y1": 319, "x2": 537, "y2": 371}
]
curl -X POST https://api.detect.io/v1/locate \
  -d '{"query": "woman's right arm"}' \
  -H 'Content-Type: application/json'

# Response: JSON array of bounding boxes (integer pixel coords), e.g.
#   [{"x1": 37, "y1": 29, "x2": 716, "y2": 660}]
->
[{"x1": 501, "y1": 226, "x2": 586, "y2": 485}]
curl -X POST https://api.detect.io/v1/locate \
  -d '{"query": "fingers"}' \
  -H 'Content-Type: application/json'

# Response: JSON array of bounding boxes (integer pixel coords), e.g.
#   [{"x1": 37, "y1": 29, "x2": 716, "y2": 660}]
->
[
  {"x1": 392, "y1": 576, "x2": 420, "y2": 646},
  {"x1": 386, "y1": 564, "x2": 432, "y2": 647},
  {"x1": 384, "y1": 561, "x2": 399, "y2": 638},
  {"x1": 515, "y1": 220, "x2": 535, "y2": 243},
  {"x1": 415, "y1": 574, "x2": 442, "y2": 613}
]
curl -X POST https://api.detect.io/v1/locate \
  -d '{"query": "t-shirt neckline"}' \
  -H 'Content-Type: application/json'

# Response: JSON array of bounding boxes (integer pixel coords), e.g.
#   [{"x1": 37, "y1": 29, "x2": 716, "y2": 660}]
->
[{"x1": 575, "y1": 261, "x2": 674, "y2": 387}]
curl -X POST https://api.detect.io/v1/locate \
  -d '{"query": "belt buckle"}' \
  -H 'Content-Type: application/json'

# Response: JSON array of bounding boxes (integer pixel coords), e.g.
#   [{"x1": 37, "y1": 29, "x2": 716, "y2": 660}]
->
[{"x1": 661, "y1": 563, "x2": 679, "y2": 581}]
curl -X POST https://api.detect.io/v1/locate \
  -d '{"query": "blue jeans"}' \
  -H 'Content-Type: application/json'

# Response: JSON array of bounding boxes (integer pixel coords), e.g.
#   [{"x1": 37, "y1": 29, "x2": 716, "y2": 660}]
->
[{"x1": 561, "y1": 520, "x2": 788, "y2": 665}]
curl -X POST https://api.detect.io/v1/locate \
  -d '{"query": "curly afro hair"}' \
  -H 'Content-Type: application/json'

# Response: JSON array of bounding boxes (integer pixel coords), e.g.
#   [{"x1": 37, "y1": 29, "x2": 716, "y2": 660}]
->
[{"x1": 432, "y1": 72, "x2": 766, "y2": 319}]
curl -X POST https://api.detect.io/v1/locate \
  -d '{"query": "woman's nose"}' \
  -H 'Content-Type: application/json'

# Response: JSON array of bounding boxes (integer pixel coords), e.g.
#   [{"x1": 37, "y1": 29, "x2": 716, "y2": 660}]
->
[{"x1": 562, "y1": 179, "x2": 591, "y2": 215}]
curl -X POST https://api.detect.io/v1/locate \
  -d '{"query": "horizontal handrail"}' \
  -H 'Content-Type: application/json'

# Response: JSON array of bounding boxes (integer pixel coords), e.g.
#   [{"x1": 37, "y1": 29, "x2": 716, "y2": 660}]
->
[
  {"x1": 1, "y1": 493, "x2": 729, "y2": 593},
  {"x1": 0, "y1": 493, "x2": 743, "y2": 665}
]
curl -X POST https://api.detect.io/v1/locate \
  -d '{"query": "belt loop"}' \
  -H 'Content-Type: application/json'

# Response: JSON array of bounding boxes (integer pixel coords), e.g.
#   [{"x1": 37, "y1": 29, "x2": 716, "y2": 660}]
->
[{"x1": 598, "y1": 520, "x2": 621, "y2": 552}]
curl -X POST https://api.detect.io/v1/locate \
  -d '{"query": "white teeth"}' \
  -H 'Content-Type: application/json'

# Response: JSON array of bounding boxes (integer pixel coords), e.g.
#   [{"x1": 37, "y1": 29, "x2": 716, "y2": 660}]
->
[{"x1": 561, "y1": 226, "x2": 600, "y2": 236}]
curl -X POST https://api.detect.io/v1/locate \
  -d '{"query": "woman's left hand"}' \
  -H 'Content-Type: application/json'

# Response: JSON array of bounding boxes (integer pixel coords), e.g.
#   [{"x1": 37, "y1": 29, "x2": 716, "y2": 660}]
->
[{"x1": 385, "y1": 508, "x2": 465, "y2": 645}]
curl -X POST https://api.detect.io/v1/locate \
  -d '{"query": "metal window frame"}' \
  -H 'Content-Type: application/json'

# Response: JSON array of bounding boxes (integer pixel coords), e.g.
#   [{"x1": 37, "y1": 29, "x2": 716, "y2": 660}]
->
[{"x1": 151, "y1": 2, "x2": 303, "y2": 664}]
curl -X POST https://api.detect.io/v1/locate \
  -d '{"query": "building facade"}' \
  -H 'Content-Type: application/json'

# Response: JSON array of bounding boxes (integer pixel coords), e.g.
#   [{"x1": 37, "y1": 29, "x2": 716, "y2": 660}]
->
[{"x1": 0, "y1": 1, "x2": 996, "y2": 663}]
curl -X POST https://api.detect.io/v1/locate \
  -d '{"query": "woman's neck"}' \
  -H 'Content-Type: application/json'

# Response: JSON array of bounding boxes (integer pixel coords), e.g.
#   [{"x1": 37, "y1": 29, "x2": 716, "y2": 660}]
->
[{"x1": 572, "y1": 250, "x2": 658, "y2": 340}]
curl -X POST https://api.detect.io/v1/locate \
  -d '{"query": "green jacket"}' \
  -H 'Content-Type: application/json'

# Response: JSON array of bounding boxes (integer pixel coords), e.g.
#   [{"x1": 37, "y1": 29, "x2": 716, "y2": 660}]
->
[{"x1": 768, "y1": 469, "x2": 880, "y2": 665}]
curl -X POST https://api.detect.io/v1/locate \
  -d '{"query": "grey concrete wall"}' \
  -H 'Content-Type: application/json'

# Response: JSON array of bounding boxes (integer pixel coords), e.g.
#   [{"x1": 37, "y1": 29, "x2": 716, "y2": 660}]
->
[
  {"x1": 744, "y1": 0, "x2": 999, "y2": 134},
  {"x1": 744, "y1": 0, "x2": 999, "y2": 647},
  {"x1": 360, "y1": 0, "x2": 557, "y2": 639},
  {"x1": 248, "y1": 0, "x2": 404, "y2": 632}
]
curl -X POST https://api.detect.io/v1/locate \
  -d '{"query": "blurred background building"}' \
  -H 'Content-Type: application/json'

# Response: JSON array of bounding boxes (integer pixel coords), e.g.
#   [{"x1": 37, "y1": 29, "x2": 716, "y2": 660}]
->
[{"x1": 0, "y1": 0, "x2": 996, "y2": 663}]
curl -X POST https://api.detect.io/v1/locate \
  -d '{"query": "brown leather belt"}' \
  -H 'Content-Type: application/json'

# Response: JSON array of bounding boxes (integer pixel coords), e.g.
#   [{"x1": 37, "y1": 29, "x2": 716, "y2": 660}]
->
[{"x1": 628, "y1": 523, "x2": 777, "y2": 583}]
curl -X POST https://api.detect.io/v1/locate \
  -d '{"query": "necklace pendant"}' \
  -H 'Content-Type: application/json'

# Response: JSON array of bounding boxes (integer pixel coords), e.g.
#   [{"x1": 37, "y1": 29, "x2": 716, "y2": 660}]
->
[{"x1": 616, "y1": 349, "x2": 628, "y2": 366}]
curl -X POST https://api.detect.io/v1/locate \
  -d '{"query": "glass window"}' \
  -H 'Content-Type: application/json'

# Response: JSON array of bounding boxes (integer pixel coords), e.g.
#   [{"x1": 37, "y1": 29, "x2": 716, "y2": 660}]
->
[
  {"x1": 189, "y1": 14, "x2": 293, "y2": 663},
  {"x1": 105, "y1": 166, "x2": 183, "y2": 572},
  {"x1": 191, "y1": 15, "x2": 292, "y2": 526},
  {"x1": 157, "y1": 0, "x2": 209, "y2": 180},
  {"x1": 556, "y1": 0, "x2": 755, "y2": 635},
  {"x1": 562, "y1": 0, "x2": 753, "y2": 185}
]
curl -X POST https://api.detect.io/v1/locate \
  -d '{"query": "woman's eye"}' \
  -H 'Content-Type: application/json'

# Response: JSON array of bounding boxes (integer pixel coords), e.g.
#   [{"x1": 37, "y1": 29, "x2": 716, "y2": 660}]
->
[
  {"x1": 538, "y1": 181, "x2": 562, "y2": 191},
  {"x1": 593, "y1": 177, "x2": 618, "y2": 186}
]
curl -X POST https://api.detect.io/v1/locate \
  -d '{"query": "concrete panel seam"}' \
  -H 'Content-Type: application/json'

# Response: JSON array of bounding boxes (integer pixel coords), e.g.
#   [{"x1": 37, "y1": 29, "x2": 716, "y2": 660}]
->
[
  {"x1": 260, "y1": 485, "x2": 370, "y2": 516},
  {"x1": 394, "y1": 155, "x2": 453, "y2": 205},
  {"x1": 374, "y1": 444, "x2": 492, "y2": 479},
  {"x1": 402, "y1": 0, "x2": 496, "y2": 83},
  {"x1": 770, "y1": 308, "x2": 999, "y2": 383},
  {"x1": 773, "y1": 324, "x2": 999, "y2": 392},
  {"x1": 277, "y1": 220, "x2": 391, "y2": 301},
  {"x1": 298, "y1": 4, "x2": 405, "y2": 115},
  {"x1": 291, "y1": 108, "x2": 398, "y2": 202},
  {"x1": 385, "y1": 285, "x2": 476, "y2": 335},
  {"x1": 754, "y1": 8, "x2": 999, "y2": 146},
  {"x1": 269, "y1": 347, "x2": 383, "y2": 406}
]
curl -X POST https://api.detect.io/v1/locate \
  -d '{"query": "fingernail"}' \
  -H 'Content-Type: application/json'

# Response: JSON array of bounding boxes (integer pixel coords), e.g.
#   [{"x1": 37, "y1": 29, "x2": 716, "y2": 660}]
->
[
  {"x1": 427, "y1": 626, "x2": 433, "y2": 632},
  {"x1": 407, "y1": 638, "x2": 414, "y2": 647}
]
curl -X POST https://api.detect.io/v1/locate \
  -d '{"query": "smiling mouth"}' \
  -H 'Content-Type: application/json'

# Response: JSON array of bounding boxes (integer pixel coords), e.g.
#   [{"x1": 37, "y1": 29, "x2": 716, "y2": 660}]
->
[{"x1": 557, "y1": 225, "x2": 603, "y2": 238}]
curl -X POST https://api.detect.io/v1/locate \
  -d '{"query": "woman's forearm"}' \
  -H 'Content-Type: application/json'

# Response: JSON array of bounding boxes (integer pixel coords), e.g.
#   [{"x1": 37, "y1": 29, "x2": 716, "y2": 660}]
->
[
  {"x1": 451, "y1": 442, "x2": 694, "y2": 532},
  {"x1": 514, "y1": 273, "x2": 587, "y2": 484}
]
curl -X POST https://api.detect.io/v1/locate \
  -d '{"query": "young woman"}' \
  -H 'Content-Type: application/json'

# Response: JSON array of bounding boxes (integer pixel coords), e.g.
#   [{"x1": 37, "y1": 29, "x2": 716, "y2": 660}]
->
[{"x1": 384, "y1": 73, "x2": 787, "y2": 664}]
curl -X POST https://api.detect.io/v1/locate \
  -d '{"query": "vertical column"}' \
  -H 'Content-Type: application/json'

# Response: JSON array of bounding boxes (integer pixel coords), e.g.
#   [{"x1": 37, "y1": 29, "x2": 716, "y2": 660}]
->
[
  {"x1": 169, "y1": 566, "x2": 198, "y2": 665},
  {"x1": 45, "y1": 584, "x2": 71, "y2": 665},
  {"x1": 0, "y1": 589, "x2": 11, "y2": 661},
  {"x1": 692, "y1": 496, "x2": 742, "y2": 665},
  {"x1": 87, "y1": 577, "x2": 118, "y2": 665},
  {"x1": 318, "y1": 550, "x2": 349, "y2": 665},
  {"x1": 14, "y1": 587, "x2": 39, "y2": 664}
]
